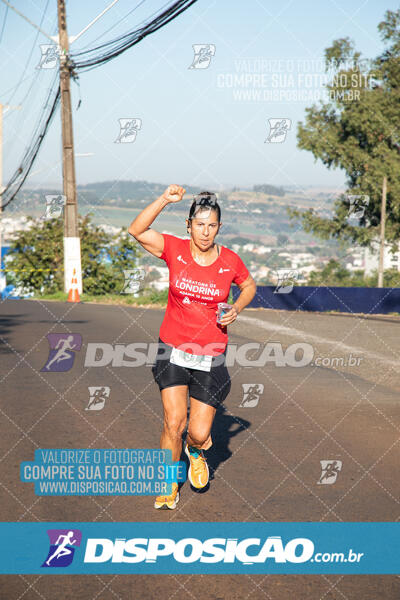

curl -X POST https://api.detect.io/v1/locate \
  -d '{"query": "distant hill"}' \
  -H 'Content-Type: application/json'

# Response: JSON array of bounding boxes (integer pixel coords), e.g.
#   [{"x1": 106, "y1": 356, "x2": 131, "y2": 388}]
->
[
  {"x1": 9, "y1": 181, "x2": 337, "y2": 243},
  {"x1": 77, "y1": 180, "x2": 204, "y2": 202},
  {"x1": 12, "y1": 180, "x2": 206, "y2": 210},
  {"x1": 253, "y1": 184, "x2": 285, "y2": 197}
]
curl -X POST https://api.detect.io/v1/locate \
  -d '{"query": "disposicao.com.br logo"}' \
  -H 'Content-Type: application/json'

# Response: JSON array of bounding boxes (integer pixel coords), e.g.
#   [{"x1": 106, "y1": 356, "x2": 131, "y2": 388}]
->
[
  {"x1": 84, "y1": 535, "x2": 314, "y2": 564},
  {"x1": 41, "y1": 532, "x2": 364, "y2": 569}
]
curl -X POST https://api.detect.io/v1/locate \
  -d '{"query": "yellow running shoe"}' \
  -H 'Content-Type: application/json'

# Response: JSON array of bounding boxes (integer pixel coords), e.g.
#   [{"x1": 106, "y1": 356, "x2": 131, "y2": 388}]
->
[
  {"x1": 154, "y1": 482, "x2": 179, "y2": 510},
  {"x1": 185, "y1": 443, "x2": 209, "y2": 489}
]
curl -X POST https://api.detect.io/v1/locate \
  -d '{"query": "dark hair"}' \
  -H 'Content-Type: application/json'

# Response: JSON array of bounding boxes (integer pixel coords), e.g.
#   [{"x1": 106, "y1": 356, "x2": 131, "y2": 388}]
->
[{"x1": 188, "y1": 191, "x2": 221, "y2": 227}]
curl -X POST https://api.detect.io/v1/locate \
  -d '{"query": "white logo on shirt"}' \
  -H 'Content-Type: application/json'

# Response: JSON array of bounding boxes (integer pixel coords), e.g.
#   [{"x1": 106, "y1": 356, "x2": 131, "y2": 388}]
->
[
  {"x1": 218, "y1": 267, "x2": 230, "y2": 273},
  {"x1": 182, "y1": 296, "x2": 191, "y2": 304},
  {"x1": 177, "y1": 255, "x2": 187, "y2": 264}
]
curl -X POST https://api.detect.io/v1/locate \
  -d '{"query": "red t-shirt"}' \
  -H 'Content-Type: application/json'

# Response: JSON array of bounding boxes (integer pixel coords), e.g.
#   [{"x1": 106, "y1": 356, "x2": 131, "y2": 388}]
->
[{"x1": 158, "y1": 234, "x2": 250, "y2": 356}]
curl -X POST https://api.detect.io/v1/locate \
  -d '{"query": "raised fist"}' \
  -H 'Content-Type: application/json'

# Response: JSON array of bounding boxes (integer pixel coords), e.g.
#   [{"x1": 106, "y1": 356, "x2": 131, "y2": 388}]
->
[{"x1": 162, "y1": 185, "x2": 186, "y2": 203}]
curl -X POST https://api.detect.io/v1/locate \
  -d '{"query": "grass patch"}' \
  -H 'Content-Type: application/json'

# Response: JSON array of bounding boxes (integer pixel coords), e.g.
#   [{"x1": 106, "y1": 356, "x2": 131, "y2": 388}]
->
[
  {"x1": 31, "y1": 287, "x2": 234, "y2": 307},
  {"x1": 32, "y1": 288, "x2": 169, "y2": 307}
]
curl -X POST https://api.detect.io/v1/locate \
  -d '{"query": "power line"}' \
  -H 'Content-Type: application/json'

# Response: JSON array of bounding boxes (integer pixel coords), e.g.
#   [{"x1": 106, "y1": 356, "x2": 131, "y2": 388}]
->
[
  {"x1": 71, "y1": 0, "x2": 198, "y2": 72},
  {"x1": 0, "y1": 0, "x2": 54, "y2": 42},
  {"x1": 0, "y1": 2, "x2": 8, "y2": 44},
  {"x1": 77, "y1": 0, "x2": 147, "y2": 51},
  {"x1": 2, "y1": 0, "x2": 198, "y2": 210},
  {"x1": 6, "y1": 0, "x2": 51, "y2": 105},
  {"x1": 2, "y1": 79, "x2": 60, "y2": 210},
  {"x1": 2, "y1": 5, "x2": 59, "y2": 198},
  {"x1": 1, "y1": 72, "x2": 36, "y2": 99},
  {"x1": 4, "y1": 1, "x2": 58, "y2": 170}
]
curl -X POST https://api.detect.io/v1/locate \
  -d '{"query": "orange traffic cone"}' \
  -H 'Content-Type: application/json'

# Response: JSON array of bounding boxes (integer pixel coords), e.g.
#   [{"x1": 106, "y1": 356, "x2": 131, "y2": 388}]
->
[{"x1": 67, "y1": 268, "x2": 80, "y2": 303}]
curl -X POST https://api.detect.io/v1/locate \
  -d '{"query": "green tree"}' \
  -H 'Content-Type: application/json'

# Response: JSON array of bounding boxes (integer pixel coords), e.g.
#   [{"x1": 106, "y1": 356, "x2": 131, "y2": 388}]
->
[
  {"x1": 277, "y1": 233, "x2": 289, "y2": 246},
  {"x1": 306, "y1": 259, "x2": 400, "y2": 287},
  {"x1": 253, "y1": 184, "x2": 285, "y2": 197},
  {"x1": 6, "y1": 213, "x2": 140, "y2": 295},
  {"x1": 290, "y1": 9, "x2": 400, "y2": 250},
  {"x1": 307, "y1": 260, "x2": 359, "y2": 286}
]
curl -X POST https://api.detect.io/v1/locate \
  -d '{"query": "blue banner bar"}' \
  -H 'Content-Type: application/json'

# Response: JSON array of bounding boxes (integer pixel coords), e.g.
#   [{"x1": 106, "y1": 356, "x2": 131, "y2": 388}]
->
[
  {"x1": 0, "y1": 522, "x2": 398, "y2": 574},
  {"x1": 232, "y1": 286, "x2": 400, "y2": 315}
]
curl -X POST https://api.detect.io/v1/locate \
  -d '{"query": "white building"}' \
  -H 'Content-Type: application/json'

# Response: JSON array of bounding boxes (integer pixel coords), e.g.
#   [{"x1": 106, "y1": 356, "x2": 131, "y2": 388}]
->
[
  {"x1": 98, "y1": 224, "x2": 122, "y2": 236},
  {"x1": 255, "y1": 265, "x2": 271, "y2": 278},
  {"x1": 253, "y1": 245, "x2": 271, "y2": 255},
  {"x1": 345, "y1": 248, "x2": 364, "y2": 272},
  {"x1": 1, "y1": 216, "x2": 32, "y2": 240},
  {"x1": 148, "y1": 266, "x2": 170, "y2": 291},
  {"x1": 364, "y1": 240, "x2": 400, "y2": 275},
  {"x1": 291, "y1": 252, "x2": 314, "y2": 269}
]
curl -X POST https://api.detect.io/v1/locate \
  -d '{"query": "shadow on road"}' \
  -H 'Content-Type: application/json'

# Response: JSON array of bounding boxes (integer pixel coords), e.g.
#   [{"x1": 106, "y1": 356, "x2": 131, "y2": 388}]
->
[
  {"x1": 182, "y1": 405, "x2": 251, "y2": 485},
  {"x1": 208, "y1": 405, "x2": 251, "y2": 480},
  {"x1": 0, "y1": 313, "x2": 28, "y2": 355}
]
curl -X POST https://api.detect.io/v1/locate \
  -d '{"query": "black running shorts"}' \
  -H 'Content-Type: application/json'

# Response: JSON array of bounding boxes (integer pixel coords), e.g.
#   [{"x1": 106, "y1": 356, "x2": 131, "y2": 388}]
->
[{"x1": 151, "y1": 337, "x2": 231, "y2": 408}]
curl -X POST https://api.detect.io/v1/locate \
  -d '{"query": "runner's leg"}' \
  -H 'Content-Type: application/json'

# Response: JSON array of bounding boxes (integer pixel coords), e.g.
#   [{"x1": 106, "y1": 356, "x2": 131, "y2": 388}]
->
[
  {"x1": 160, "y1": 385, "x2": 188, "y2": 462},
  {"x1": 186, "y1": 397, "x2": 216, "y2": 449}
]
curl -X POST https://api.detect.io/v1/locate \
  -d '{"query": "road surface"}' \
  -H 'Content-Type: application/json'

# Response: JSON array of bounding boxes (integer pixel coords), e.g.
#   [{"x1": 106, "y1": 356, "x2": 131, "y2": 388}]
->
[{"x1": 0, "y1": 299, "x2": 399, "y2": 599}]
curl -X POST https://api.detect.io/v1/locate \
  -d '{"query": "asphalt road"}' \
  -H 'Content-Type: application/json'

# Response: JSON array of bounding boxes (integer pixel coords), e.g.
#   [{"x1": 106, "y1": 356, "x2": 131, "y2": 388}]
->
[{"x1": 0, "y1": 299, "x2": 399, "y2": 599}]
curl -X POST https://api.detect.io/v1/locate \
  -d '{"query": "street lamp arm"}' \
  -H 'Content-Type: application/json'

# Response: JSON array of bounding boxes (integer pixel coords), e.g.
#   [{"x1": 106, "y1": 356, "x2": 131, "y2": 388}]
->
[{"x1": 69, "y1": 0, "x2": 120, "y2": 44}]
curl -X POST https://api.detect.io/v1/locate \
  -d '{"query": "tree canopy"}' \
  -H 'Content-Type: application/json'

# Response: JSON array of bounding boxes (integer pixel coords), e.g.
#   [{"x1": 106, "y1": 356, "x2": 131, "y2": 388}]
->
[
  {"x1": 5, "y1": 213, "x2": 140, "y2": 295},
  {"x1": 291, "y1": 9, "x2": 400, "y2": 250}
]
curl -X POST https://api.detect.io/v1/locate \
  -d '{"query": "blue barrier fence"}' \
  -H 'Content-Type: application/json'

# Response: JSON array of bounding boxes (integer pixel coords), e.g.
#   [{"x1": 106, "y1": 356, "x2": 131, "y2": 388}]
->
[{"x1": 232, "y1": 285, "x2": 400, "y2": 315}]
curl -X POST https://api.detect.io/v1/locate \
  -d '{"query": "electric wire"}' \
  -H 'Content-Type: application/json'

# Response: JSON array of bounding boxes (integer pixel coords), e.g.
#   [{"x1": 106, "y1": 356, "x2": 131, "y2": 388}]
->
[
  {"x1": 2, "y1": 0, "x2": 198, "y2": 209},
  {"x1": 0, "y1": 2, "x2": 8, "y2": 44},
  {"x1": 71, "y1": 0, "x2": 197, "y2": 72},
  {"x1": 2, "y1": 78, "x2": 60, "y2": 210}
]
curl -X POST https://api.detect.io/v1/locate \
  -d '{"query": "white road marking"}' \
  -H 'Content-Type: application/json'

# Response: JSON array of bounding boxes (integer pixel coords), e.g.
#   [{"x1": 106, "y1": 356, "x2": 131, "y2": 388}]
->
[{"x1": 239, "y1": 315, "x2": 399, "y2": 368}]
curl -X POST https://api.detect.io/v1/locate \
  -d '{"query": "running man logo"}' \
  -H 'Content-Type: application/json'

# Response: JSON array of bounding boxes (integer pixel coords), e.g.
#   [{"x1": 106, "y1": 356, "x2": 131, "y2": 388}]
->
[
  {"x1": 121, "y1": 269, "x2": 145, "y2": 294},
  {"x1": 265, "y1": 118, "x2": 291, "y2": 143},
  {"x1": 43, "y1": 195, "x2": 66, "y2": 220},
  {"x1": 86, "y1": 386, "x2": 110, "y2": 411},
  {"x1": 218, "y1": 268, "x2": 230, "y2": 273},
  {"x1": 36, "y1": 44, "x2": 61, "y2": 69},
  {"x1": 114, "y1": 118, "x2": 142, "y2": 143},
  {"x1": 347, "y1": 195, "x2": 369, "y2": 220},
  {"x1": 42, "y1": 529, "x2": 82, "y2": 568},
  {"x1": 239, "y1": 383, "x2": 264, "y2": 408},
  {"x1": 317, "y1": 460, "x2": 343, "y2": 485},
  {"x1": 273, "y1": 269, "x2": 298, "y2": 294},
  {"x1": 188, "y1": 44, "x2": 216, "y2": 69},
  {"x1": 177, "y1": 255, "x2": 187, "y2": 264},
  {"x1": 41, "y1": 334, "x2": 82, "y2": 372}
]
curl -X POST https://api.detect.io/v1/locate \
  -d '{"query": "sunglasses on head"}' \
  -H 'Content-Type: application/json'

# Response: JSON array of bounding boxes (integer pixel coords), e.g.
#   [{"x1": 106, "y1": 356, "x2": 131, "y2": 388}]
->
[{"x1": 194, "y1": 194, "x2": 217, "y2": 206}]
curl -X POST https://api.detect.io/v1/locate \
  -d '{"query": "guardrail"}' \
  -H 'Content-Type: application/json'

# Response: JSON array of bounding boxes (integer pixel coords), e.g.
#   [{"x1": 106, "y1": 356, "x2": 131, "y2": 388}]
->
[{"x1": 232, "y1": 285, "x2": 400, "y2": 315}]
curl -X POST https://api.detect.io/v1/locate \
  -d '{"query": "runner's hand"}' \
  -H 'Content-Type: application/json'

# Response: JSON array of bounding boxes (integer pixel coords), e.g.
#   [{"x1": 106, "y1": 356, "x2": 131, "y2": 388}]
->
[
  {"x1": 216, "y1": 305, "x2": 238, "y2": 326},
  {"x1": 162, "y1": 185, "x2": 186, "y2": 203}
]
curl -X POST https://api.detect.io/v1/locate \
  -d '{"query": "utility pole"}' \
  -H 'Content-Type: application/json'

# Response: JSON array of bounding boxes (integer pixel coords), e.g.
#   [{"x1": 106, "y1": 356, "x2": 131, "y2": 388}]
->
[
  {"x1": 57, "y1": 0, "x2": 82, "y2": 295},
  {"x1": 1, "y1": 0, "x2": 118, "y2": 296},
  {"x1": 377, "y1": 176, "x2": 387, "y2": 289}
]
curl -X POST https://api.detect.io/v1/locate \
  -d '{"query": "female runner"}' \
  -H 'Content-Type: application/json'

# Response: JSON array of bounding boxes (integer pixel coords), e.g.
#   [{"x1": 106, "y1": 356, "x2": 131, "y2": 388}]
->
[{"x1": 128, "y1": 185, "x2": 256, "y2": 509}]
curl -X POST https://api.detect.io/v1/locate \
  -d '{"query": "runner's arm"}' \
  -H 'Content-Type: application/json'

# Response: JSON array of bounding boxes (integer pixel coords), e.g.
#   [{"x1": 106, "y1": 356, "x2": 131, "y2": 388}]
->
[
  {"x1": 128, "y1": 185, "x2": 185, "y2": 258},
  {"x1": 232, "y1": 274, "x2": 257, "y2": 314},
  {"x1": 127, "y1": 195, "x2": 170, "y2": 258},
  {"x1": 218, "y1": 274, "x2": 256, "y2": 326}
]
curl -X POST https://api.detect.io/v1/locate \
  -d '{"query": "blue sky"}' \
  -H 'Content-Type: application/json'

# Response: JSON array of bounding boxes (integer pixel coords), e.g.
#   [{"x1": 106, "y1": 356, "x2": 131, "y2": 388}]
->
[{"x1": 0, "y1": 0, "x2": 397, "y2": 195}]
